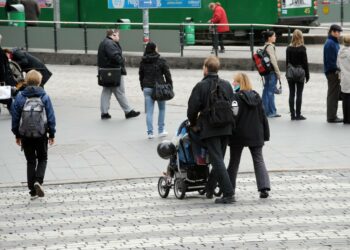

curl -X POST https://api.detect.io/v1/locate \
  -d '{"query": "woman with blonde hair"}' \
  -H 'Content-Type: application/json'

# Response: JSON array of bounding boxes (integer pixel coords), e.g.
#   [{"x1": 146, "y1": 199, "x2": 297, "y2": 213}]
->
[
  {"x1": 229, "y1": 72, "x2": 271, "y2": 199},
  {"x1": 286, "y1": 29, "x2": 310, "y2": 120},
  {"x1": 337, "y1": 34, "x2": 350, "y2": 124}
]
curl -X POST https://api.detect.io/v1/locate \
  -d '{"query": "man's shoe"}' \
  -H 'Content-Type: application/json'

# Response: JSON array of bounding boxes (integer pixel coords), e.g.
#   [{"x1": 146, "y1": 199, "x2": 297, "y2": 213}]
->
[
  {"x1": 34, "y1": 182, "x2": 45, "y2": 197},
  {"x1": 148, "y1": 133, "x2": 154, "y2": 139},
  {"x1": 125, "y1": 110, "x2": 140, "y2": 119},
  {"x1": 328, "y1": 117, "x2": 343, "y2": 123},
  {"x1": 295, "y1": 115, "x2": 306, "y2": 120},
  {"x1": 219, "y1": 49, "x2": 225, "y2": 53},
  {"x1": 215, "y1": 196, "x2": 235, "y2": 204},
  {"x1": 101, "y1": 113, "x2": 111, "y2": 120},
  {"x1": 259, "y1": 190, "x2": 269, "y2": 199},
  {"x1": 291, "y1": 115, "x2": 296, "y2": 120},
  {"x1": 158, "y1": 131, "x2": 168, "y2": 138},
  {"x1": 206, "y1": 190, "x2": 214, "y2": 199},
  {"x1": 268, "y1": 113, "x2": 281, "y2": 118}
]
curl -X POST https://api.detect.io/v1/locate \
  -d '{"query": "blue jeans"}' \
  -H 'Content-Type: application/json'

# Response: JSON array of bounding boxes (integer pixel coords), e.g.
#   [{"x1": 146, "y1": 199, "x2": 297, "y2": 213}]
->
[
  {"x1": 262, "y1": 72, "x2": 277, "y2": 116},
  {"x1": 143, "y1": 88, "x2": 166, "y2": 135}
]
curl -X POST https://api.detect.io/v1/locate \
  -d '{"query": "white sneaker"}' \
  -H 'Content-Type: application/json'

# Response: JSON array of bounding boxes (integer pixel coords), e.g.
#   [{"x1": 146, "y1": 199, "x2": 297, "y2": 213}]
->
[
  {"x1": 148, "y1": 134, "x2": 154, "y2": 139},
  {"x1": 34, "y1": 182, "x2": 45, "y2": 197},
  {"x1": 158, "y1": 131, "x2": 168, "y2": 138}
]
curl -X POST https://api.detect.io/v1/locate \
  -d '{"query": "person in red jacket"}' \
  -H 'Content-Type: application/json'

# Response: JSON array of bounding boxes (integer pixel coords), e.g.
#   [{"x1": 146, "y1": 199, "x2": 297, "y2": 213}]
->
[{"x1": 208, "y1": 2, "x2": 230, "y2": 53}]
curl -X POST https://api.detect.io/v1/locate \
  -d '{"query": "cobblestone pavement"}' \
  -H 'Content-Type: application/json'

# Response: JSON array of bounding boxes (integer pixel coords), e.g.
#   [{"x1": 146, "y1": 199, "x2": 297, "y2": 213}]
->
[
  {"x1": 0, "y1": 65, "x2": 350, "y2": 185},
  {"x1": 0, "y1": 169, "x2": 349, "y2": 249}
]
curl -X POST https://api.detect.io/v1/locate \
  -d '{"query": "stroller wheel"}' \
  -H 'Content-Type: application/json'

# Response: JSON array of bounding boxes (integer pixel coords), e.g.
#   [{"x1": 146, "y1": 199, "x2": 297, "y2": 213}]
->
[
  {"x1": 158, "y1": 177, "x2": 171, "y2": 198},
  {"x1": 174, "y1": 178, "x2": 186, "y2": 199},
  {"x1": 214, "y1": 185, "x2": 222, "y2": 197}
]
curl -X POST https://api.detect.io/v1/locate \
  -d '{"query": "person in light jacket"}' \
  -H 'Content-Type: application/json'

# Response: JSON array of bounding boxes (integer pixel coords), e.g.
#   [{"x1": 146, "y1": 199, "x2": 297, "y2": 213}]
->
[
  {"x1": 337, "y1": 35, "x2": 350, "y2": 124},
  {"x1": 261, "y1": 30, "x2": 281, "y2": 118}
]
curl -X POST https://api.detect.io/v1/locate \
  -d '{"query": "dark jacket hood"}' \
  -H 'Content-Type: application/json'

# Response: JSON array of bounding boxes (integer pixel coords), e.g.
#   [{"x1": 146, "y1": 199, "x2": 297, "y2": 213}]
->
[
  {"x1": 239, "y1": 90, "x2": 260, "y2": 107},
  {"x1": 142, "y1": 53, "x2": 160, "y2": 63},
  {"x1": 21, "y1": 86, "x2": 46, "y2": 98}
]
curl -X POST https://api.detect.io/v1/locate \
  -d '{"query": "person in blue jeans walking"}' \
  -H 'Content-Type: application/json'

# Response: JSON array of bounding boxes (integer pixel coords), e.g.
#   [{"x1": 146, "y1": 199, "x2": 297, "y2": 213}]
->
[
  {"x1": 261, "y1": 30, "x2": 281, "y2": 118},
  {"x1": 139, "y1": 42, "x2": 173, "y2": 139}
]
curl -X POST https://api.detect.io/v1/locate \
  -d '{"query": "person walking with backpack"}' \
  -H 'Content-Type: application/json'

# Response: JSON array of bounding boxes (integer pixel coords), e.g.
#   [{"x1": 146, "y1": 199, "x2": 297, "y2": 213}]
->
[
  {"x1": 228, "y1": 72, "x2": 271, "y2": 199},
  {"x1": 261, "y1": 30, "x2": 281, "y2": 118},
  {"x1": 337, "y1": 35, "x2": 350, "y2": 124},
  {"x1": 98, "y1": 29, "x2": 140, "y2": 120},
  {"x1": 11, "y1": 70, "x2": 56, "y2": 199},
  {"x1": 139, "y1": 42, "x2": 173, "y2": 139},
  {"x1": 324, "y1": 24, "x2": 343, "y2": 123},
  {"x1": 286, "y1": 29, "x2": 310, "y2": 121},
  {"x1": 187, "y1": 56, "x2": 235, "y2": 204}
]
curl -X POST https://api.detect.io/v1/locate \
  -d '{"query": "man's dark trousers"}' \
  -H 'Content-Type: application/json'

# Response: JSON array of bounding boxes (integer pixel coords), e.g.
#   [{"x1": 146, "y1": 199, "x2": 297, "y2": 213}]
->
[
  {"x1": 204, "y1": 136, "x2": 234, "y2": 197},
  {"x1": 326, "y1": 72, "x2": 341, "y2": 120},
  {"x1": 22, "y1": 137, "x2": 48, "y2": 194}
]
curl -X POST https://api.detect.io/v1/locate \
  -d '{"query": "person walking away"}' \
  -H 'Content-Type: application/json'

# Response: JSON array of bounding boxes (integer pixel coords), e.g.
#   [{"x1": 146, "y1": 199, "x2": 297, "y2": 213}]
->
[
  {"x1": 20, "y1": 0, "x2": 40, "y2": 26},
  {"x1": 337, "y1": 35, "x2": 350, "y2": 124},
  {"x1": 11, "y1": 70, "x2": 56, "y2": 199},
  {"x1": 286, "y1": 29, "x2": 310, "y2": 120},
  {"x1": 261, "y1": 30, "x2": 281, "y2": 118},
  {"x1": 98, "y1": 29, "x2": 140, "y2": 120},
  {"x1": 139, "y1": 42, "x2": 172, "y2": 139},
  {"x1": 324, "y1": 24, "x2": 343, "y2": 123},
  {"x1": 10, "y1": 48, "x2": 52, "y2": 86},
  {"x1": 208, "y1": 2, "x2": 229, "y2": 53},
  {"x1": 228, "y1": 72, "x2": 271, "y2": 199},
  {"x1": 187, "y1": 56, "x2": 235, "y2": 204}
]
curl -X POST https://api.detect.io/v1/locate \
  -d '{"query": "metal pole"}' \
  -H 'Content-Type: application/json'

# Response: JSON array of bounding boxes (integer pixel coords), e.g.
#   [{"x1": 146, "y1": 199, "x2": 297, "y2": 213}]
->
[
  {"x1": 53, "y1": 24, "x2": 57, "y2": 52},
  {"x1": 53, "y1": 0, "x2": 60, "y2": 29},
  {"x1": 84, "y1": 24, "x2": 88, "y2": 54},
  {"x1": 287, "y1": 26, "x2": 291, "y2": 45},
  {"x1": 213, "y1": 25, "x2": 218, "y2": 56},
  {"x1": 24, "y1": 23, "x2": 28, "y2": 51},
  {"x1": 142, "y1": 9, "x2": 150, "y2": 46},
  {"x1": 179, "y1": 24, "x2": 184, "y2": 57},
  {"x1": 341, "y1": 0, "x2": 344, "y2": 27},
  {"x1": 250, "y1": 25, "x2": 254, "y2": 70}
]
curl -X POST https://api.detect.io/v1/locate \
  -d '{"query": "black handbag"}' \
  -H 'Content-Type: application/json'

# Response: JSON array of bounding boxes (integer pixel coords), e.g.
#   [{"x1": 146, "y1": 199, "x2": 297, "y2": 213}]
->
[
  {"x1": 98, "y1": 68, "x2": 121, "y2": 87},
  {"x1": 152, "y1": 81, "x2": 174, "y2": 101},
  {"x1": 286, "y1": 64, "x2": 305, "y2": 83}
]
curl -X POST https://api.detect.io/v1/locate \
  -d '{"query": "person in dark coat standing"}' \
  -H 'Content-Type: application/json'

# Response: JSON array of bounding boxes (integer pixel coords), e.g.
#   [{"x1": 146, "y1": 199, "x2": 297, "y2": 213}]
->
[
  {"x1": 228, "y1": 72, "x2": 271, "y2": 199},
  {"x1": 139, "y1": 42, "x2": 173, "y2": 139},
  {"x1": 286, "y1": 29, "x2": 310, "y2": 121},
  {"x1": 20, "y1": 0, "x2": 40, "y2": 26},
  {"x1": 324, "y1": 24, "x2": 343, "y2": 123},
  {"x1": 208, "y1": 2, "x2": 229, "y2": 53},
  {"x1": 187, "y1": 56, "x2": 235, "y2": 204},
  {"x1": 10, "y1": 48, "x2": 52, "y2": 86},
  {"x1": 97, "y1": 29, "x2": 140, "y2": 120}
]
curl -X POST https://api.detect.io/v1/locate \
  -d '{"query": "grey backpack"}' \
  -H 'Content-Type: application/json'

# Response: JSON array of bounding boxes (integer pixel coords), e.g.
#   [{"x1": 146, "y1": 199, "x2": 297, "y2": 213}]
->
[{"x1": 19, "y1": 97, "x2": 47, "y2": 138}]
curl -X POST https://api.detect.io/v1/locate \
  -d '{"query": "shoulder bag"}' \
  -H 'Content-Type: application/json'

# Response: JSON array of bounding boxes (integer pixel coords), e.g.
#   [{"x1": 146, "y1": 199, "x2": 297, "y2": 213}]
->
[
  {"x1": 286, "y1": 64, "x2": 305, "y2": 83},
  {"x1": 151, "y1": 64, "x2": 174, "y2": 101},
  {"x1": 98, "y1": 67, "x2": 121, "y2": 87}
]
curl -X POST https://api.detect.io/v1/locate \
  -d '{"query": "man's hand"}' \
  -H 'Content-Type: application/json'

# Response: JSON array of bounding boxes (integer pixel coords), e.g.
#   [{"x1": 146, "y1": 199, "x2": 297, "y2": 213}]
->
[
  {"x1": 48, "y1": 138, "x2": 55, "y2": 146},
  {"x1": 16, "y1": 138, "x2": 21, "y2": 146}
]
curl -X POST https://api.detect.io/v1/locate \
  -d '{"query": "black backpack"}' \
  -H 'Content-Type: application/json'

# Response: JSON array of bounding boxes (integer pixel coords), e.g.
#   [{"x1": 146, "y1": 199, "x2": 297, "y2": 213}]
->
[{"x1": 204, "y1": 79, "x2": 235, "y2": 128}]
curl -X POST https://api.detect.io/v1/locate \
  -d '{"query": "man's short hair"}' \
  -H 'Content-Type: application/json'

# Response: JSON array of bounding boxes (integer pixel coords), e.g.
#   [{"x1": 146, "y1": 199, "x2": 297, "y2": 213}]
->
[
  {"x1": 106, "y1": 29, "x2": 119, "y2": 37},
  {"x1": 204, "y1": 56, "x2": 220, "y2": 73},
  {"x1": 25, "y1": 70, "x2": 42, "y2": 86}
]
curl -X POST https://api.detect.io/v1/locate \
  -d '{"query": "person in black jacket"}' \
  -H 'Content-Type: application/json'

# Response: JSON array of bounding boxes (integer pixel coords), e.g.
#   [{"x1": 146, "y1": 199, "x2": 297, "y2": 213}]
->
[
  {"x1": 187, "y1": 56, "x2": 235, "y2": 204},
  {"x1": 98, "y1": 29, "x2": 140, "y2": 120},
  {"x1": 139, "y1": 42, "x2": 172, "y2": 139},
  {"x1": 228, "y1": 72, "x2": 271, "y2": 199},
  {"x1": 10, "y1": 48, "x2": 52, "y2": 86},
  {"x1": 286, "y1": 29, "x2": 310, "y2": 120}
]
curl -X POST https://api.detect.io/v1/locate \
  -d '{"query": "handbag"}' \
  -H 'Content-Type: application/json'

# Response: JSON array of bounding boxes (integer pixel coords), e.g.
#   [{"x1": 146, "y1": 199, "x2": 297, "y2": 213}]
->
[
  {"x1": 274, "y1": 80, "x2": 282, "y2": 95},
  {"x1": 286, "y1": 64, "x2": 305, "y2": 83},
  {"x1": 98, "y1": 68, "x2": 121, "y2": 87},
  {"x1": 152, "y1": 81, "x2": 174, "y2": 101}
]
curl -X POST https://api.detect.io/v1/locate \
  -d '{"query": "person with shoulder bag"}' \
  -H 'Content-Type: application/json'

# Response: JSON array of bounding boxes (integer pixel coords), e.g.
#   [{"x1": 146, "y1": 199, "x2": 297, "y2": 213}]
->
[
  {"x1": 285, "y1": 29, "x2": 310, "y2": 121},
  {"x1": 97, "y1": 29, "x2": 140, "y2": 120},
  {"x1": 261, "y1": 30, "x2": 281, "y2": 118},
  {"x1": 139, "y1": 42, "x2": 173, "y2": 139},
  {"x1": 337, "y1": 34, "x2": 350, "y2": 124},
  {"x1": 228, "y1": 72, "x2": 271, "y2": 199}
]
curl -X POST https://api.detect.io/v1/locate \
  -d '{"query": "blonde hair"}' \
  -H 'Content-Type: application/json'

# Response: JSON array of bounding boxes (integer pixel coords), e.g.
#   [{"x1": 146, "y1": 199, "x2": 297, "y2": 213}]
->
[
  {"x1": 343, "y1": 35, "x2": 350, "y2": 47},
  {"x1": 204, "y1": 56, "x2": 220, "y2": 73},
  {"x1": 233, "y1": 72, "x2": 252, "y2": 91},
  {"x1": 25, "y1": 70, "x2": 42, "y2": 86},
  {"x1": 291, "y1": 29, "x2": 304, "y2": 47}
]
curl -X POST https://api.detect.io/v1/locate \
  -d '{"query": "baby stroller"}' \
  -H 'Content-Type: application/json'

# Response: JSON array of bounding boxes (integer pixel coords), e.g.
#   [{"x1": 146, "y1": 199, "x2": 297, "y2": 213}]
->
[{"x1": 157, "y1": 120, "x2": 222, "y2": 199}]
